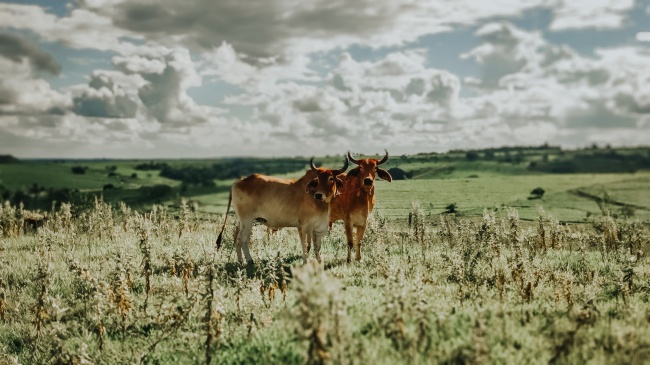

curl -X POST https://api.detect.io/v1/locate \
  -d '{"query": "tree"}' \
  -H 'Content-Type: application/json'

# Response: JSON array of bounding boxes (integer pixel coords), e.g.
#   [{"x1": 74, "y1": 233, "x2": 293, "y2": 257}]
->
[
  {"x1": 465, "y1": 151, "x2": 479, "y2": 161},
  {"x1": 444, "y1": 203, "x2": 457, "y2": 214},
  {"x1": 387, "y1": 167, "x2": 409, "y2": 180},
  {"x1": 71, "y1": 166, "x2": 86, "y2": 174},
  {"x1": 530, "y1": 187, "x2": 545, "y2": 199}
]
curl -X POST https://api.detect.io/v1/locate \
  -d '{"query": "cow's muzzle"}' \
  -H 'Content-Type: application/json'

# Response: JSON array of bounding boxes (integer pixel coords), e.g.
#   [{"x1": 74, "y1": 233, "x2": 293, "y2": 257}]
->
[
  {"x1": 314, "y1": 193, "x2": 324, "y2": 201},
  {"x1": 363, "y1": 178, "x2": 373, "y2": 186}
]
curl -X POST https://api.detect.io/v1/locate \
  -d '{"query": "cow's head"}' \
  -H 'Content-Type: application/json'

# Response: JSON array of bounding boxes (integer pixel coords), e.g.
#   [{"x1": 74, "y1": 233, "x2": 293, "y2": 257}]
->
[
  {"x1": 346, "y1": 150, "x2": 392, "y2": 191},
  {"x1": 306, "y1": 157, "x2": 348, "y2": 203}
]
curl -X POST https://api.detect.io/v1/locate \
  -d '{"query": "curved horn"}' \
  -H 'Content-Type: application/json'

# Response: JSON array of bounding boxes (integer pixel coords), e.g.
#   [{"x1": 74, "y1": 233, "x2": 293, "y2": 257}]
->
[
  {"x1": 333, "y1": 156, "x2": 349, "y2": 176},
  {"x1": 378, "y1": 149, "x2": 389, "y2": 165},
  {"x1": 310, "y1": 157, "x2": 318, "y2": 172},
  {"x1": 347, "y1": 151, "x2": 361, "y2": 165}
]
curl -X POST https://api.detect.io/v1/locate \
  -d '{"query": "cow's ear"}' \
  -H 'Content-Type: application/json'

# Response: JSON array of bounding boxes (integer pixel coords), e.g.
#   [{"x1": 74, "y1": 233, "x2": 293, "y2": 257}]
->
[
  {"x1": 347, "y1": 167, "x2": 361, "y2": 177},
  {"x1": 335, "y1": 177, "x2": 344, "y2": 190},
  {"x1": 377, "y1": 168, "x2": 392, "y2": 182},
  {"x1": 306, "y1": 178, "x2": 318, "y2": 193}
]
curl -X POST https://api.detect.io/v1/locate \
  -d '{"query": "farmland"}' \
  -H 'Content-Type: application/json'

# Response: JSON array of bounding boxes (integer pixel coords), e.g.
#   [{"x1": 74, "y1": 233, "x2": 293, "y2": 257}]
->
[{"x1": 1, "y1": 146, "x2": 650, "y2": 364}]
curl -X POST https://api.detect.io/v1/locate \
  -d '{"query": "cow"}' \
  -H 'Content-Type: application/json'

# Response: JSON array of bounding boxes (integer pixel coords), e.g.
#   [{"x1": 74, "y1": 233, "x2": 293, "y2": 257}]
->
[
  {"x1": 329, "y1": 150, "x2": 392, "y2": 263},
  {"x1": 216, "y1": 157, "x2": 348, "y2": 265}
]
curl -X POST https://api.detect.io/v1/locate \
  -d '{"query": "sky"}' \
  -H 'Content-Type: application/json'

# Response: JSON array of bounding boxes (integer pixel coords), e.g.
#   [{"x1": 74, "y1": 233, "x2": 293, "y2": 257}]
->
[{"x1": 0, "y1": 0, "x2": 649, "y2": 159}]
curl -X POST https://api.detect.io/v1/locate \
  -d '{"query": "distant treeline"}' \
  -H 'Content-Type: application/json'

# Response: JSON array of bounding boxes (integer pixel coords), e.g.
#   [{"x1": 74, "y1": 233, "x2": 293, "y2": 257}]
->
[
  {"x1": 135, "y1": 161, "x2": 169, "y2": 171},
  {"x1": 527, "y1": 149, "x2": 650, "y2": 173},
  {"x1": 449, "y1": 144, "x2": 563, "y2": 156},
  {"x1": 137, "y1": 158, "x2": 310, "y2": 186},
  {"x1": 0, "y1": 184, "x2": 88, "y2": 211},
  {"x1": 0, "y1": 183, "x2": 175, "y2": 211},
  {"x1": 0, "y1": 155, "x2": 19, "y2": 163}
]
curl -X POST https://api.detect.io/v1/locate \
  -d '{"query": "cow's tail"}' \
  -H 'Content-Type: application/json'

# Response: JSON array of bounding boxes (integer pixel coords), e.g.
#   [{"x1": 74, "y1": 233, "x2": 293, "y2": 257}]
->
[{"x1": 215, "y1": 189, "x2": 233, "y2": 250}]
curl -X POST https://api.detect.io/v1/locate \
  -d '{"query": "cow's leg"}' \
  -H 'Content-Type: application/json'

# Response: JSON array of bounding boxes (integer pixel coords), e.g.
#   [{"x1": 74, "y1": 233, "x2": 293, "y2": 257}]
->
[
  {"x1": 307, "y1": 231, "x2": 312, "y2": 253},
  {"x1": 233, "y1": 224, "x2": 240, "y2": 246},
  {"x1": 238, "y1": 222, "x2": 254, "y2": 264},
  {"x1": 345, "y1": 221, "x2": 354, "y2": 264},
  {"x1": 299, "y1": 229, "x2": 309, "y2": 264},
  {"x1": 355, "y1": 225, "x2": 366, "y2": 261},
  {"x1": 234, "y1": 223, "x2": 244, "y2": 263},
  {"x1": 313, "y1": 232, "x2": 323, "y2": 264},
  {"x1": 297, "y1": 227, "x2": 311, "y2": 254}
]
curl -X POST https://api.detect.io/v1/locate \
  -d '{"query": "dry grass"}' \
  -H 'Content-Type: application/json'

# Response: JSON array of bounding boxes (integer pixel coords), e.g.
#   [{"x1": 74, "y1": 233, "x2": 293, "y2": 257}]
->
[{"x1": 0, "y1": 199, "x2": 649, "y2": 364}]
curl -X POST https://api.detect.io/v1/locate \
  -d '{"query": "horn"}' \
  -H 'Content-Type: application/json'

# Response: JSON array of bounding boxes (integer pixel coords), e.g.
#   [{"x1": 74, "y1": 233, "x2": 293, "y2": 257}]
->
[
  {"x1": 378, "y1": 149, "x2": 389, "y2": 165},
  {"x1": 347, "y1": 151, "x2": 361, "y2": 165},
  {"x1": 333, "y1": 156, "x2": 349, "y2": 176},
  {"x1": 310, "y1": 157, "x2": 318, "y2": 172}
]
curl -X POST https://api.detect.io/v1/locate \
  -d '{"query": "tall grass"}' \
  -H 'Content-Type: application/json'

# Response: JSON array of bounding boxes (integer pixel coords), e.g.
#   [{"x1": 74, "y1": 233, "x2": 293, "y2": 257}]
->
[{"x1": 0, "y1": 199, "x2": 649, "y2": 364}]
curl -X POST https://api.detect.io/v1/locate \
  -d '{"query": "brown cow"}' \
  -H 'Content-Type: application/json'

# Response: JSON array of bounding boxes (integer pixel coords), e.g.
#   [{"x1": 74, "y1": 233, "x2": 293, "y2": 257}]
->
[
  {"x1": 216, "y1": 157, "x2": 348, "y2": 264},
  {"x1": 330, "y1": 150, "x2": 392, "y2": 263}
]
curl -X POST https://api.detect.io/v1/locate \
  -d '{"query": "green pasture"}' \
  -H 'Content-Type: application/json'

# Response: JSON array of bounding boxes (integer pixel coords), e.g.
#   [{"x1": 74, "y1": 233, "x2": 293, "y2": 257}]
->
[
  {"x1": 1, "y1": 152, "x2": 649, "y2": 224},
  {"x1": 0, "y1": 161, "x2": 177, "y2": 191},
  {"x1": 193, "y1": 172, "x2": 650, "y2": 223}
]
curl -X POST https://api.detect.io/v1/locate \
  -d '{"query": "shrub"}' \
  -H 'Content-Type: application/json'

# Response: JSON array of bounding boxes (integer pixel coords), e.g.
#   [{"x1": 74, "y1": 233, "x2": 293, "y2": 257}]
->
[
  {"x1": 529, "y1": 187, "x2": 545, "y2": 199},
  {"x1": 387, "y1": 167, "x2": 409, "y2": 180},
  {"x1": 71, "y1": 166, "x2": 87, "y2": 174},
  {"x1": 445, "y1": 203, "x2": 457, "y2": 214}
]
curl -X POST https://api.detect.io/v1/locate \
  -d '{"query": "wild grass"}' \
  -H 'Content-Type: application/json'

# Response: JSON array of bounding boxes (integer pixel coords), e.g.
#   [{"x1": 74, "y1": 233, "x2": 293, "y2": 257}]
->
[{"x1": 0, "y1": 199, "x2": 649, "y2": 364}]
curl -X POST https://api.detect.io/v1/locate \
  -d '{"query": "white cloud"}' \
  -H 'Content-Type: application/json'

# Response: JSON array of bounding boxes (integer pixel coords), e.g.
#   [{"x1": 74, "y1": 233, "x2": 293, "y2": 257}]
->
[
  {"x1": 459, "y1": 22, "x2": 650, "y2": 151},
  {"x1": 549, "y1": 0, "x2": 635, "y2": 31},
  {"x1": 114, "y1": 47, "x2": 227, "y2": 127},
  {"x1": 71, "y1": 72, "x2": 139, "y2": 119},
  {"x1": 101, "y1": 0, "x2": 549, "y2": 60},
  {"x1": 0, "y1": 3, "x2": 141, "y2": 54},
  {"x1": 636, "y1": 32, "x2": 650, "y2": 42},
  {"x1": 0, "y1": 58, "x2": 71, "y2": 115},
  {"x1": 462, "y1": 22, "x2": 546, "y2": 88},
  {"x1": 0, "y1": 1, "x2": 647, "y2": 158}
]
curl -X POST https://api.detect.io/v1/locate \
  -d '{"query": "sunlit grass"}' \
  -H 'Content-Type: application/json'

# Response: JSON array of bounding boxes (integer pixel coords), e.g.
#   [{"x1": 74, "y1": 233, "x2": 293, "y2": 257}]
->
[{"x1": 1, "y1": 200, "x2": 649, "y2": 364}]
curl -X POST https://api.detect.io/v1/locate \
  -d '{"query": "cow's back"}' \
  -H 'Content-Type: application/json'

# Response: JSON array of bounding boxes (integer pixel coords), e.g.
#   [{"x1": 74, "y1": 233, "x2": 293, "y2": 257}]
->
[{"x1": 232, "y1": 172, "x2": 317, "y2": 228}]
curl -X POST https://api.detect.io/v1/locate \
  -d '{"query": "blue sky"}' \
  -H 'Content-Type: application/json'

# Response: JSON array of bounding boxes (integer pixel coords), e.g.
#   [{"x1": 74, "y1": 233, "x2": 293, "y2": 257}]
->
[{"x1": 1, "y1": 0, "x2": 649, "y2": 158}]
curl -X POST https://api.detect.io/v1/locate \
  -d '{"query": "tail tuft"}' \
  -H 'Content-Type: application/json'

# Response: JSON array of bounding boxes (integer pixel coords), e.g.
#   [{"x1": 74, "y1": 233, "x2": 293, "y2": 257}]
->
[{"x1": 216, "y1": 233, "x2": 223, "y2": 250}]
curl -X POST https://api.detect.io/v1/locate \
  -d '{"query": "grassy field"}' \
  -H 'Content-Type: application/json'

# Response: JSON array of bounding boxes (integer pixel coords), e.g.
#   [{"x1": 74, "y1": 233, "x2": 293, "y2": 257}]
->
[
  {"x1": 2, "y1": 147, "x2": 650, "y2": 221},
  {"x1": 1, "y1": 150, "x2": 650, "y2": 364},
  {"x1": 375, "y1": 172, "x2": 650, "y2": 222},
  {"x1": 190, "y1": 172, "x2": 650, "y2": 224},
  {"x1": 1, "y1": 199, "x2": 649, "y2": 364},
  {"x1": 0, "y1": 161, "x2": 178, "y2": 191}
]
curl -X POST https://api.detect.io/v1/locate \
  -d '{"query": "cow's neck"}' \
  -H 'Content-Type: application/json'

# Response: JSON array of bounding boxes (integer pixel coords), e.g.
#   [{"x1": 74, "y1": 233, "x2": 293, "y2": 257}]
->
[{"x1": 350, "y1": 179, "x2": 374, "y2": 200}]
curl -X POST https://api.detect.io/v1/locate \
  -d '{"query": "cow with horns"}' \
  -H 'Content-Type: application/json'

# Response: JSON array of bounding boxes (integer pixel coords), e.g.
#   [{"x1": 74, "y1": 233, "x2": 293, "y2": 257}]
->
[
  {"x1": 216, "y1": 157, "x2": 348, "y2": 265},
  {"x1": 329, "y1": 150, "x2": 392, "y2": 263}
]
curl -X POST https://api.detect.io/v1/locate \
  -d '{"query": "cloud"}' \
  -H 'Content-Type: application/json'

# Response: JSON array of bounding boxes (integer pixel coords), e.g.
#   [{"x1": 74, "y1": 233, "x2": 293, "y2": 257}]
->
[
  {"x1": 218, "y1": 49, "x2": 468, "y2": 154},
  {"x1": 462, "y1": 22, "x2": 546, "y2": 88},
  {"x1": 459, "y1": 21, "x2": 650, "y2": 152},
  {"x1": 0, "y1": 58, "x2": 71, "y2": 115},
  {"x1": 105, "y1": 0, "x2": 549, "y2": 60},
  {"x1": 114, "y1": 47, "x2": 225, "y2": 127},
  {"x1": 0, "y1": 3, "x2": 141, "y2": 54},
  {"x1": 0, "y1": 112, "x2": 161, "y2": 158},
  {"x1": 549, "y1": 0, "x2": 635, "y2": 31},
  {"x1": 72, "y1": 72, "x2": 139, "y2": 118},
  {"x1": 0, "y1": 32, "x2": 61, "y2": 75},
  {"x1": 0, "y1": 1, "x2": 647, "y2": 158}
]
